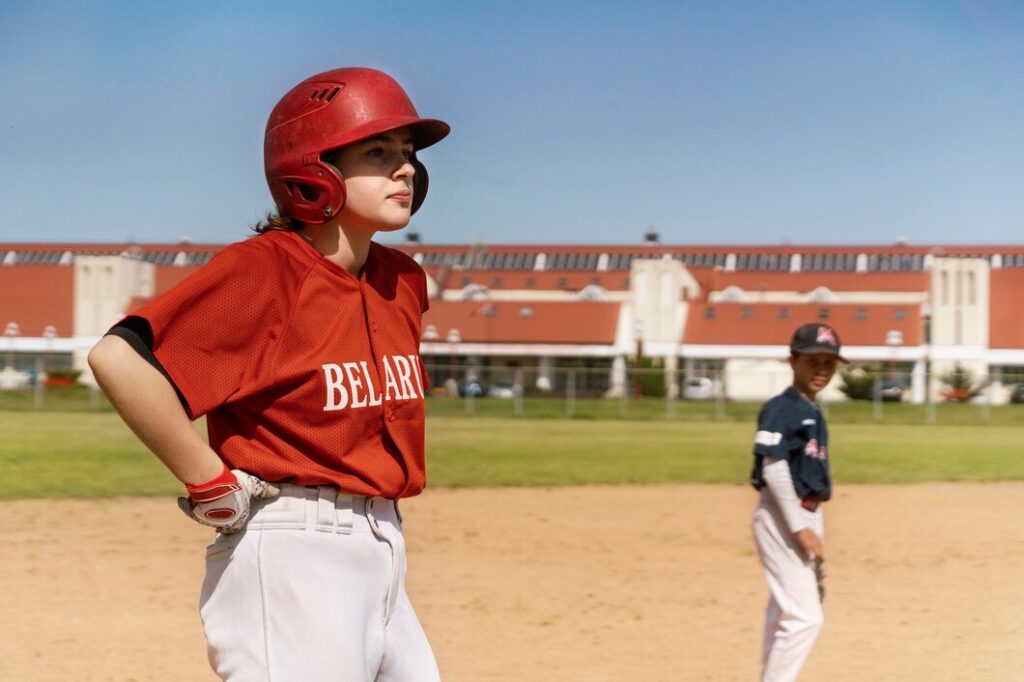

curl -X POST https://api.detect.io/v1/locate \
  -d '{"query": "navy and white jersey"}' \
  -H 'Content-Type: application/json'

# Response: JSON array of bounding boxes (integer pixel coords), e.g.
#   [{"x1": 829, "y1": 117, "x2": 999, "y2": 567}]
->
[{"x1": 750, "y1": 386, "x2": 832, "y2": 502}]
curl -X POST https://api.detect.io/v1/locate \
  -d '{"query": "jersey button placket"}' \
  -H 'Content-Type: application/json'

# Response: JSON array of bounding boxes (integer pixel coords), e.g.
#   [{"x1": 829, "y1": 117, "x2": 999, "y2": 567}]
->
[{"x1": 359, "y1": 280, "x2": 390, "y2": 429}]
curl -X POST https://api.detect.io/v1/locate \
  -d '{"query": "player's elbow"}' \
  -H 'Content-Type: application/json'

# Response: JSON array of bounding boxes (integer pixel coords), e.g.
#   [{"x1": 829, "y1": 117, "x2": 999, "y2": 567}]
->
[{"x1": 87, "y1": 335, "x2": 133, "y2": 383}]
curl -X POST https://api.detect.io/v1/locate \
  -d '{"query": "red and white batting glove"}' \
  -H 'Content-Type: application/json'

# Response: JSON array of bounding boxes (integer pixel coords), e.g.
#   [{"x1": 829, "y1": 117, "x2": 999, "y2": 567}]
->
[{"x1": 177, "y1": 465, "x2": 280, "y2": 534}]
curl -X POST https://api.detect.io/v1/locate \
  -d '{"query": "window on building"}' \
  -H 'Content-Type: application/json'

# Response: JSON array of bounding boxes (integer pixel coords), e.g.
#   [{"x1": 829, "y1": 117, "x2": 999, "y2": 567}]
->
[
  {"x1": 777, "y1": 308, "x2": 790, "y2": 320},
  {"x1": 491, "y1": 277, "x2": 503, "y2": 287},
  {"x1": 818, "y1": 308, "x2": 830, "y2": 319},
  {"x1": 894, "y1": 308, "x2": 907, "y2": 320},
  {"x1": 524, "y1": 277, "x2": 535, "y2": 288},
  {"x1": 557, "y1": 277, "x2": 568, "y2": 288},
  {"x1": 967, "y1": 272, "x2": 976, "y2": 305},
  {"x1": 856, "y1": 308, "x2": 868, "y2": 320},
  {"x1": 740, "y1": 307, "x2": 753, "y2": 319},
  {"x1": 704, "y1": 307, "x2": 716, "y2": 319}
]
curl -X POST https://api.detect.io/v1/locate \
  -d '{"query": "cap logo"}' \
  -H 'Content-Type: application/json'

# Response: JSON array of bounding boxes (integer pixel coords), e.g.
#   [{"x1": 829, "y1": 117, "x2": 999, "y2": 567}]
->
[{"x1": 816, "y1": 326, "x2": 836, "y2": 346}]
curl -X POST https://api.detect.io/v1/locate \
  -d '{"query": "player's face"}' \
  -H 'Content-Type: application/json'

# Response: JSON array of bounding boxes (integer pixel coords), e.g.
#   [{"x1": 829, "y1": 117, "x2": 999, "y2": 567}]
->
[
  {"x1": 790, "y1": 352, "x2": 839, "y2": 399},
  {"x1": 330, "y1": 129, "x2": 416, "y2": 233}
]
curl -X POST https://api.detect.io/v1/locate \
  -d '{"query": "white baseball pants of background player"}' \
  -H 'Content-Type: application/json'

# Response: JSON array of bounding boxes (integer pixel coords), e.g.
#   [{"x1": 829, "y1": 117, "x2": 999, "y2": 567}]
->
[
  {"x1": 752, "y1": 491, "x2": 825, "y2": 682},
  {"x1": 199, "y1": 485, "x2": 441, "y2": 682}
]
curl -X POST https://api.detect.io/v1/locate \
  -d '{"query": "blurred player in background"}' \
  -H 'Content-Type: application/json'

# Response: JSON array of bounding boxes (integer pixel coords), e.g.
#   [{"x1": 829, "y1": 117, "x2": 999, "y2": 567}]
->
[{"x1": 749, "y1": 323, "x2": 845, "y2": 682}]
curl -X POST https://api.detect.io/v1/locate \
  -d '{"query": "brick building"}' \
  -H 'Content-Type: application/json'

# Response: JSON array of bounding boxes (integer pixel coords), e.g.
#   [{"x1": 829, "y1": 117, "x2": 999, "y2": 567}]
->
[{"x1": 2, "y1": 237, "x2": 1022, "y2": 401}]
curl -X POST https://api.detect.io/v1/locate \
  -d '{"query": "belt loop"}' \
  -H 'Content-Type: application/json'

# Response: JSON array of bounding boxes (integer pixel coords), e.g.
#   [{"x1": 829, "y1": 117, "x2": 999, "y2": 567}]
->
[
  {"x1": 316, "y1": 486, "x2": 336, "y2": 531},
  {"x1": 364, "y1": 497, "x2": 384, "y2": 540},
  {"x1": 335, "y1": 492, "x2": 354, "y2": 534},
  {"x1": 303, "y1": 485, "x2": 317, "y2": 531}
]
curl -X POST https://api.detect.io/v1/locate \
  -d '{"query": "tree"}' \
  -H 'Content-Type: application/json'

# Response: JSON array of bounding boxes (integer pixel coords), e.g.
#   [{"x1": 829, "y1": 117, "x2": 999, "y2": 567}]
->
[
  {"x1": 939, "y1": 363, "x2": 980, "y2": 403},
  {"x1": 838, "y1": 365, "x2": 881, "y2": 401},
  {"x1": 628, "y1": 357, "x2": 666, "y2": 398}
]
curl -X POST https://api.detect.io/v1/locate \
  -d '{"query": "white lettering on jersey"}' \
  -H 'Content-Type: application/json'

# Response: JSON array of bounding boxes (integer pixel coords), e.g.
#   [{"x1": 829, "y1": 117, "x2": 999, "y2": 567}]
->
[
  {"x1": 342, "y1": 362, "x2": 367, "y2": 408},
  {"x1": 409, "y1": 354, "x2": 425, "y2": 398},
  {"x1": 382, "y1": 355, "x2": 401, "y2": 401},
  {"x1": 361, "y1": 361, "x2": 383, "y2": 407},
  {"x1": 804, "y1": 438, "x2": 827, "y2": 460},
  {"x1": 322, "y1": 363, "x2": 349, "y2": 411},
  {"x1": 392, "y1": 355, "x2": 417, "y2": 400},
  {"x1": 322, "y1": 355, "x2": 425, "y2": 412}
]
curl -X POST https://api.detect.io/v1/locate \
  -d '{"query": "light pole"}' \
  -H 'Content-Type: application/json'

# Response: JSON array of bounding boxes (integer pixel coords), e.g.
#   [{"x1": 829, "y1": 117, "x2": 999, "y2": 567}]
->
[
  {"x1": 885, "y1": 329, "x2": 903, "y2": 381},
  {"x1": 633, "y1": 321, "x2": 644, "y2": 399},
  {"x1": 4, "y1": 321, "x2": 19, "y2": 371},
  {"x1": 878, "y1": 329, "x2": 904, "y2": 421},
  {"x1": 42, "y1": 325, "x2": 56, "y2": 376},
  {"x1": 420, "y1": 324, "x2": 438, "y2": 391},
  {"x1": 446, "y1": 328, "x2": 461, "y2": 397},
  {"x1": 35, "y1": 326, "x2": 56, "y2": 408},
  {"x1": 3, "y1": 322, "x2": 20, "y2": 391}
]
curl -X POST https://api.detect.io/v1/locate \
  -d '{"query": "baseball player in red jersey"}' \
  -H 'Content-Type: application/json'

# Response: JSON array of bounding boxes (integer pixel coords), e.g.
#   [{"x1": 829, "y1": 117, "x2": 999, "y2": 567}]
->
[{"x1": 89, "y1": 67, "x2": 449, "y2": 681}]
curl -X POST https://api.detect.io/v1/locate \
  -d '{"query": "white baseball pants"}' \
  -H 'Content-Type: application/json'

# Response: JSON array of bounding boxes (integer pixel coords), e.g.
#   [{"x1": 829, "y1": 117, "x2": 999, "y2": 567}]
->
[
  {"x1": 752, "y1": 495, "x2": 824, "y2": 682},
  {"x1": 199, "y1": 485, "x2": 440, "y2": 682}
]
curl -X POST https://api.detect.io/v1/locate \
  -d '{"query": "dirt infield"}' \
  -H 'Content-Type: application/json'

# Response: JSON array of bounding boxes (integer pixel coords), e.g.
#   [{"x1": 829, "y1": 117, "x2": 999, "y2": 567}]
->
[{"x1": 2, "y1": 483, "x2": 1024, "y2": 681}]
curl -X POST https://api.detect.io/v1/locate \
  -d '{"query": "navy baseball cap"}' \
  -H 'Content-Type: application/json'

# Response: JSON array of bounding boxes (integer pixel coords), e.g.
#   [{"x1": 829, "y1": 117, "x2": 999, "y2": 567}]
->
[{"x1": 790, "y1": 323, "x2": 848, "y2": 362}]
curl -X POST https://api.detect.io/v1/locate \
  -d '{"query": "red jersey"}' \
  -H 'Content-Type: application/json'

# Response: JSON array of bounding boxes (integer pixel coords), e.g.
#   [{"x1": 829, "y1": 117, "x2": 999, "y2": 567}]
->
[{"x1": 127, "y1": 230, "x2": 430, "y2": 498}]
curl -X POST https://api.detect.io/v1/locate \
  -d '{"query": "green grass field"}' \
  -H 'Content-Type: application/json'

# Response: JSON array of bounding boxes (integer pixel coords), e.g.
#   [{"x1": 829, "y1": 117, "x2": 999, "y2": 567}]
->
[{"x1": 1, "y1": 399, "x2": 1021, "y2": 499}]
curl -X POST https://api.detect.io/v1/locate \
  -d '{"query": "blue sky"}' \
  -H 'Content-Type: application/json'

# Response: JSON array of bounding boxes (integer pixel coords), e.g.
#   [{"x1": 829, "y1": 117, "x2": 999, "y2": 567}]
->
[{"x1": 1, "y1": 0, "x2": 1022, "y2": 246}]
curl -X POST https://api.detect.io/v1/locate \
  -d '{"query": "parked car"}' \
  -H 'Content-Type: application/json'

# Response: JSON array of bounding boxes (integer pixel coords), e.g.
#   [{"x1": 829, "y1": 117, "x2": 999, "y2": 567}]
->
[
  {"x1": 487, "y1": 381, "x2": 519, "y2": 399},
  {"x1": 1010, "y1": 384, "x2": 1024, "y2": 404},
  {"x1": 878, "y1": 380, "x2": 906, "y2": 402},
  {"x1": 459, "y1": 379, "x2": 485, "y2": 397},
  {"x1": 682, "y1": 377, "x2": 715, "y2": 400}
]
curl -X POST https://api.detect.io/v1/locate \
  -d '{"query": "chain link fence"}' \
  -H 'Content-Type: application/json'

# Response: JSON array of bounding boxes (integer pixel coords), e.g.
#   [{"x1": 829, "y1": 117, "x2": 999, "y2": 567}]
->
[
  {"x1": 421, "y1": 362, "x2": 1024, "y2": 426},
  {"x1": 2, "y1": 360, "x2": 1023, "y2": 426}
]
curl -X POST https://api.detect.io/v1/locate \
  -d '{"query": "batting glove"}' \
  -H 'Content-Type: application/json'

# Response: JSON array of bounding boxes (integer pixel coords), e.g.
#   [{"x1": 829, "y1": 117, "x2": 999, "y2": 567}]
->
[{"x1": 177, "y1": 464, "x2": 280, "y2": 534}]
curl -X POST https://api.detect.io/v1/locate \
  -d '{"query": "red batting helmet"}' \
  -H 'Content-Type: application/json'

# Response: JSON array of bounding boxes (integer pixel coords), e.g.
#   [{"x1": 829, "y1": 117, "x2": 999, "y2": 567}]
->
[{"x1": 264, "y1": 67, "x2": 450, "y2": 224}]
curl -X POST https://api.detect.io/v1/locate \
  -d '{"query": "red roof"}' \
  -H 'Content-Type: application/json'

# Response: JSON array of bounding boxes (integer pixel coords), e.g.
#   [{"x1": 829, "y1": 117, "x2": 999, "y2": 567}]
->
[
  {"x1": 694, "y1": 270, "x2": 929, "y2": 295},
  {"x1": 989, "y1": 270, "x2": 1024, "y2": 350},
  {"x1": 423, "y1": 301, "x2": 619, "y2": 345},
  {"x1": 0, "y1": 242, "x2": 224, "y2": 253},
  {"x1": 684, "y1": 302, "x2": 923, "y2": 347},
  {"x1": 428, "y1": 268, "x2": 631, "y2": 292},
  {"x1": 398, "y1": 243, "x2": 1024, "y2": 255},
  {"x1": 0, "y1": 265, "x2": 75, "y2": 337}
]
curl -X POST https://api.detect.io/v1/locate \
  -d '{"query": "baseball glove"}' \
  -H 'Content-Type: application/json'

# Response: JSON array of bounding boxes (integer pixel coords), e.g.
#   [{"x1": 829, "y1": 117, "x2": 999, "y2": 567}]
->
[{"x1": 813, "y1": 559, "x2": 826, "y2": 603}]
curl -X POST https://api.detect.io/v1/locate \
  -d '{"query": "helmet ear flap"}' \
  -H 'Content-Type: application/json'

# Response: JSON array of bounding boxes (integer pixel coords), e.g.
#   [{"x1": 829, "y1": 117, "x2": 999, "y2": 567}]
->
[
  {"x1": 274, "y1": 161, "x2": 346, "y2": 224},
  {"x1": 410, "y1": 155, "x2": 429, "y2": 215}
]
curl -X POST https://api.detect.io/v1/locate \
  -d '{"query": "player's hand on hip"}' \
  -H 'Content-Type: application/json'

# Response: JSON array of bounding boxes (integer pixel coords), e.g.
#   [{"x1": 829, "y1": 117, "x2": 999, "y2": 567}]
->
[
  {"x1": 794, "y1": 528, "x2": 824, "y2": 562},
  {"x1": 177, "y1": 464, "x2": 280, "y2": 534}
]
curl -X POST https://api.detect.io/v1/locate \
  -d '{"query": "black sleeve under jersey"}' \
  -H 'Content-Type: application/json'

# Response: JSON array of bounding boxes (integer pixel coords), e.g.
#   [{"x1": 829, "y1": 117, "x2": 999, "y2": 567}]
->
[{"x1": 105, "y1": 316, "x2": 190, "y2": 413}]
